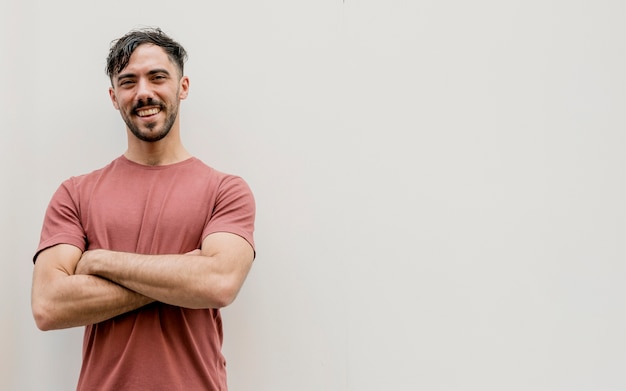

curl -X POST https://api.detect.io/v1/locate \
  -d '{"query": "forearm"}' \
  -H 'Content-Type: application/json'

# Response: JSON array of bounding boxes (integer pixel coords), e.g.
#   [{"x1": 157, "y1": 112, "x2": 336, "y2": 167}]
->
[
  {"x1": 32, "y1": 272, "x2": 153, "y2": 331},
  {"x1": 79, "y1": 246, "x2": 250, "y2": 309}
]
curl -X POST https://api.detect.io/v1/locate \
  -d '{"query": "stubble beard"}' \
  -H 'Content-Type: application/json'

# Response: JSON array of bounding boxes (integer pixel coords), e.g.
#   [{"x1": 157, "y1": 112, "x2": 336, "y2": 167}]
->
[{"x1": 124, "y1": 99, "x2": 180, "y2": 143}]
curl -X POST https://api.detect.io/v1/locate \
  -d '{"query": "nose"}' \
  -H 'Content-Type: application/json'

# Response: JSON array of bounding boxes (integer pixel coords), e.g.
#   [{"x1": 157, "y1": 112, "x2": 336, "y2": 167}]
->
[{"x1": 135, "y1": 78, "x2": 154, "y2": 102}]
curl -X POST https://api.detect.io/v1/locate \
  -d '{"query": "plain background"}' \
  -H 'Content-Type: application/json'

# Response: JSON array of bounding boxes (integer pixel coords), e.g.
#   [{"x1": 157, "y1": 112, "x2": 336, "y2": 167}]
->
[{"x1": 2, "y1": 1, "x2": 626, "y2": 390}]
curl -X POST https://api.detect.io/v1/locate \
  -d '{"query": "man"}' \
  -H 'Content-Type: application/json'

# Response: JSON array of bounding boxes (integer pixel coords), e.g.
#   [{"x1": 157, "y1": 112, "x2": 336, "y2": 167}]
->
[{"x1": 31, "y1": 27, "x2": 255, "y2": 390}]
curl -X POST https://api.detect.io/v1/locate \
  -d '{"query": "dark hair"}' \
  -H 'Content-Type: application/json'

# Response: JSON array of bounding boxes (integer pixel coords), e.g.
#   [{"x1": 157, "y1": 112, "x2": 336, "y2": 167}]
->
[{"x1": 105, "y1": 27, "x2": 187, "y2": 81}]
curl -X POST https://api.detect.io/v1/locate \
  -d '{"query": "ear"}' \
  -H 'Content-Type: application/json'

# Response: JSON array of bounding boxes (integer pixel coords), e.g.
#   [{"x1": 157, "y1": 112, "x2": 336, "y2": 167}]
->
[
  {"x1": 178, "y1": 76, "x2": 190, "y2": 100},
  {"x1": 109, "y1": 87, "x2": 120, "y2": 110}
]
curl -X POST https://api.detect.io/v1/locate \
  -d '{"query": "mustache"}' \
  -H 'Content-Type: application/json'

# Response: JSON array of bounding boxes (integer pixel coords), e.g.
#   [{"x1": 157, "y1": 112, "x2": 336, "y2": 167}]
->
[{"x1": 133, "y1": 98, "x2": 164, "y2": 111}]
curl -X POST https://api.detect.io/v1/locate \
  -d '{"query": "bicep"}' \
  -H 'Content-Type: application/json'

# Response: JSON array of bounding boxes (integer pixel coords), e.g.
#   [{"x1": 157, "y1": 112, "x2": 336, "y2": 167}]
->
[
  {"x1": 201, "y1": 232, "x2": 254, "y2": 275},
  {"x1": 33, "y1": 244, "x2": 83, "y2": 281}
]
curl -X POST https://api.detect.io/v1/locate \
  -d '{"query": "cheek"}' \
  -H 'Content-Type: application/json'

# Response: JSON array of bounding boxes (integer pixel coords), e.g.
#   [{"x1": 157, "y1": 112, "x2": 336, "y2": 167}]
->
[{"x1": 114, "y1": 96, "x2": 133, "y2": 111}]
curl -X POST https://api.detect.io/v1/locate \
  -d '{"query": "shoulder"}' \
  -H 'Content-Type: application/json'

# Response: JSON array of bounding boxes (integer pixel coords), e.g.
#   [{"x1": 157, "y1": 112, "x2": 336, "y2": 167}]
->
[
  {"x1": 54, "y1": 156, "x2": 125, "y2": 199},
  {"x1": 188, "y1": 158, "x2": 253, "y2": 190}
]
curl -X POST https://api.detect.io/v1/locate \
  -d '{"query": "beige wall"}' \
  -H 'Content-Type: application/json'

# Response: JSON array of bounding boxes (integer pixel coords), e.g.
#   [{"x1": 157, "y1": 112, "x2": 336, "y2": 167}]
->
[{"x1": 2, "y1": 1, "x2": 626, "y2": 390}]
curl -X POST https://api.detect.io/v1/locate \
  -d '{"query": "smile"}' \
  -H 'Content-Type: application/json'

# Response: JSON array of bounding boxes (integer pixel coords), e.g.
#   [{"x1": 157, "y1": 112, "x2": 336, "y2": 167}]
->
[{"x1": 137, "y1": 107, "x2": 160, "y2": 117}]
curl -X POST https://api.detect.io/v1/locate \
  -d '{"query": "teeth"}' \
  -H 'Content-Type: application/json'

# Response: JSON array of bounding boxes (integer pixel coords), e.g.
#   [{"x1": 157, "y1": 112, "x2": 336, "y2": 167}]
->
[{"x1": 137, "y1": 108, "x2": 160, "y2": 117}]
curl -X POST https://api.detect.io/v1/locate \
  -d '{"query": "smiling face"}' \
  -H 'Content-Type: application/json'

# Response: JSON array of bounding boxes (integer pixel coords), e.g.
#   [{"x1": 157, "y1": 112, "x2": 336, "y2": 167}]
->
[{"x1": 109, "y1": 43, "x2": 189, "y2": 143}]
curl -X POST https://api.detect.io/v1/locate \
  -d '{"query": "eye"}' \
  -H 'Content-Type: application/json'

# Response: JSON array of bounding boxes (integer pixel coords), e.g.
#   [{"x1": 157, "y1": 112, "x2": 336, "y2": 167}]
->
[{"x1": 119, "y1": 79, "x2": 135, "y2": 87}]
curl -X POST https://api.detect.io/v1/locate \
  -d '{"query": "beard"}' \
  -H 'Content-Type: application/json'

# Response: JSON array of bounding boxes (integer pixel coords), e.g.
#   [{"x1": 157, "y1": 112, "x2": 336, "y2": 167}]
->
[{"x1": 122, "y1": 97, "x2": 179, "y2": 143}]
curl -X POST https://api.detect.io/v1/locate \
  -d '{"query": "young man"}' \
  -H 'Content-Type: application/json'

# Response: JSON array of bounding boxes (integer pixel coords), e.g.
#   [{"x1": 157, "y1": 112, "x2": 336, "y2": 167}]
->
[{"x1": 31, "y1": 27, "x2": 255, "y2": 390}]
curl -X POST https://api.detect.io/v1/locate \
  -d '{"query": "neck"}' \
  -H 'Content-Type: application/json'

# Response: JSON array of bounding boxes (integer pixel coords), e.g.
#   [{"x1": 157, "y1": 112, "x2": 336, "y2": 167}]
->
[
  {"x1": 124, "y1": 150, "x2": 192, "y2": 166},
  {"x1": 124, "y1": 133, "x2": 191, "y2": 166}
]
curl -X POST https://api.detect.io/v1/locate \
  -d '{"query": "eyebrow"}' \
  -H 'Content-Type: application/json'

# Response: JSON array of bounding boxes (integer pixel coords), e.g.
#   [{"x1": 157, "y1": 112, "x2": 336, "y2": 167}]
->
[{"x1": 116, "y1": 68, "x2": 172, "y2": 82}]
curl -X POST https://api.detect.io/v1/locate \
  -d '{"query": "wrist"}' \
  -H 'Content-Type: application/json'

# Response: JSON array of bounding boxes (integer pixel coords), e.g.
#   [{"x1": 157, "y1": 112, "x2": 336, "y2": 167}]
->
[{"x1": 78, "y1": 249, "x2": 108, "y2": 276}]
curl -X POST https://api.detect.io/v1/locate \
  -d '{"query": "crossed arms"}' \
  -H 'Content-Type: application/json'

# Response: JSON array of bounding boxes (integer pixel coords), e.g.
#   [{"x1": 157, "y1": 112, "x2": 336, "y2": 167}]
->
[{"x1": 31, "y1": 232, "x2": 254, "y2": 331}]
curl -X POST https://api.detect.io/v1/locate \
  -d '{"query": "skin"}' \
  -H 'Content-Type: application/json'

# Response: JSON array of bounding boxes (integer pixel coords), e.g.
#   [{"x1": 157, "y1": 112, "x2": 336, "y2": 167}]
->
[{"x1": 31, "y1": 44, "x2": 254, "y2": 331}]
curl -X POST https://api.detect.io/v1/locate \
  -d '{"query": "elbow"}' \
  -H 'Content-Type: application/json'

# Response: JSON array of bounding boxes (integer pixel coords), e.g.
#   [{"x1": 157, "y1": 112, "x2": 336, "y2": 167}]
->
[
  {"x1": 31, "y1": 298, "x2": 63, "y2": 331},
  {"x1": 205, "y1": 279, "x2": 242, "y2": 309},
  {"x1": 211, "y1": 287, "x2": 238, "y2": 309},
  {"x1": 32, "y1": 302, "x2": 54, "y2": 331}
]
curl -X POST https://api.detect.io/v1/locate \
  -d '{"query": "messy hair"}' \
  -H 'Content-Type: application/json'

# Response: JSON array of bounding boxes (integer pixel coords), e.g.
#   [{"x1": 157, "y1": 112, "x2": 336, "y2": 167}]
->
[{"x1": 105, "y1": 27, "x2": 187, "y2": 81}]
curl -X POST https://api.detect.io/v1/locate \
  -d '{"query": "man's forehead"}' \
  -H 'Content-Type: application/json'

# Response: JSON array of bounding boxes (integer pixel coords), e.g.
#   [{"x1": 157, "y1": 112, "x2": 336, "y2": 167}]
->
[{"x1": 117, "y1": 44, "x2": 174, "y2": 75}]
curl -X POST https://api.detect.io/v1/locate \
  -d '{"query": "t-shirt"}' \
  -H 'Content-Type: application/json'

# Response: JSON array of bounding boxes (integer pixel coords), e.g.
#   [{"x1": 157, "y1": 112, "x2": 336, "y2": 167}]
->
[{"x1": 34, "y1": 155, "x2": 255, "y2": 391}]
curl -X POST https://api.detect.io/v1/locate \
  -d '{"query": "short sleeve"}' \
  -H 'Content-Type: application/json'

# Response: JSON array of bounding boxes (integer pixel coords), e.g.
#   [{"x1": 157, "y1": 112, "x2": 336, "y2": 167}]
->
[
  {"x1": 33, "y1": 179, "x2": 87, "y2": 263},
  {"x1": 202, "y1": 176, "x2": 255, "y2": 252}
]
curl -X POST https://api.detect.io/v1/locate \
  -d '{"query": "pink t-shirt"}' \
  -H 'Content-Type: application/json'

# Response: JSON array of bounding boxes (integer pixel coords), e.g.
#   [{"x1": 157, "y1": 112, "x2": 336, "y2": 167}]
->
[{"x1": 35, "y1": 156, "x2": 255, "y2": 391}]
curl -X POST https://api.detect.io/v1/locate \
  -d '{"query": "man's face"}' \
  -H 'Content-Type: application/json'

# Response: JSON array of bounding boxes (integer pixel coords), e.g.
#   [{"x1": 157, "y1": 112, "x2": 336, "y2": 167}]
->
[{"x1": 109, "y1": 44, "x2": 189, "y2": 142}]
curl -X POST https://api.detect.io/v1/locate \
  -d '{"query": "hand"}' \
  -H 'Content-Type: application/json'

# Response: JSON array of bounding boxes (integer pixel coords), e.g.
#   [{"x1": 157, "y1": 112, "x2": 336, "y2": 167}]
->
[{"x1": 185, "y1": 249, "x2": 202, "y2": 256}]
